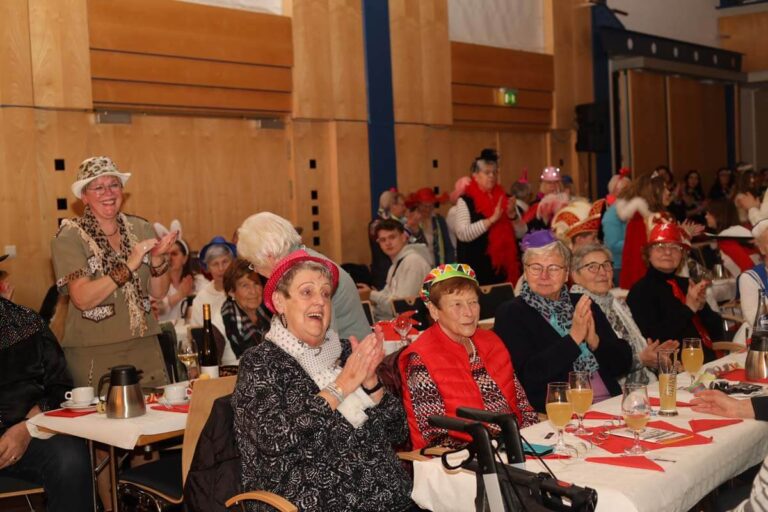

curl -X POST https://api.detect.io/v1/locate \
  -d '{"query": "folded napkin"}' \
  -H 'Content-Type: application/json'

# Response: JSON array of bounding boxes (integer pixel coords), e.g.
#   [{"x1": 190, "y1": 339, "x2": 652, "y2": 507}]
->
[
  {"x1": 44, "y1": 409, "x2": 97, "y2": 418},
  {"x1": 150, "y1": 404, "x2": 190, "y2": 413},
  {"x1": 649, "y1": 397, "x2": 692, "y2": 407},
  {"x1": 688, "y1": 418, "x2": 743, "y2": 433},
  {"x1": 581, "y1": 420, "x2": 711, "y2": 454},
  {"x1": 719, "y1": 369, "x2": 768, "y2": 384},
  {"x1": 585, "y1": 456, "x2": 664, "y2": 472}
]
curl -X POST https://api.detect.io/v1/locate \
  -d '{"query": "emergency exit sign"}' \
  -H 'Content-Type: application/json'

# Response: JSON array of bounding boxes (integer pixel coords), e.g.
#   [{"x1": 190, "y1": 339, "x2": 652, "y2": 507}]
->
[{"x1": 496, "y1": 88, "x2": 518, "y2": 106}]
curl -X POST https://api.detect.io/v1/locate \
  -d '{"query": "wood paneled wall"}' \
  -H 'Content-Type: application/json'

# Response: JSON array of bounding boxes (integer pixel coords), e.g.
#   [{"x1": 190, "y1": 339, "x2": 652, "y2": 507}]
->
[
  {"x1": 719, "y1": 11, "x2": 768, "y2": 72},
  {"x1": 290, "y1": 0, "x2": 367, "y2": 121},
  {"x1": 0, "y1": 0, "x2": 34, "y2": 105},
  {"x1": 451, "y1": 42, "x2": 554, "y2": 130},
  {"x1": 389, "y1": 0, "x2": 452, "y2": 125},
  {"x1": 628, "y1": 70, "x2": 668, "y2": 176},
  {"x1": 87, "y1": 0, "x2": 292, "y2": 116}
]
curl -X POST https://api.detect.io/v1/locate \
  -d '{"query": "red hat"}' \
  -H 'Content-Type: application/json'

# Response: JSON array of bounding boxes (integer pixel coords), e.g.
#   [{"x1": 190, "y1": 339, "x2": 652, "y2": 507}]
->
[
  {"x1": 263, "y1": 250, "x2": 339, "y2": 313},
  {"x1": 406, "y1": 188, "x2": 449, "y2": 209},
  {"x1": 647, "y1": 219, "x2": 690, "y2": 249}
]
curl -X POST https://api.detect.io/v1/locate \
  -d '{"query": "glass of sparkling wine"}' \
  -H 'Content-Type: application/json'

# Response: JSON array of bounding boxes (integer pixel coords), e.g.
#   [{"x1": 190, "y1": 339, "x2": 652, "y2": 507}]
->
[
  {"x1": 622, "y1": 383, "x2": 651, "y2": 455},
  {"x1": 568, "y1": 371, "x2": 593, "y2": 435},
  {"x1": 546, "y1": 382, "x2": 576, "y2": 456},
  {"x1": 177, "y1": 338, "x2": 199, "y2": 379},
  {"x1": 657, "y1": 348, "x2": 678, "y2": 417},
  {"x1": 681, "y1": 337, "x2": 704, "y2": 387}
]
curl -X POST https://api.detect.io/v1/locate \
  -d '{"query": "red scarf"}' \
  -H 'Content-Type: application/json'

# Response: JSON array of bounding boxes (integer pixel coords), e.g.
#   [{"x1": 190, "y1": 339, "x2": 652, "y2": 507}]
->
[
  {"x1": 464, "y1": 180, "x2": 520, "y2": 283},
  {"x1": 666, "y1": 278, "x2": 713, "y2": 350}
]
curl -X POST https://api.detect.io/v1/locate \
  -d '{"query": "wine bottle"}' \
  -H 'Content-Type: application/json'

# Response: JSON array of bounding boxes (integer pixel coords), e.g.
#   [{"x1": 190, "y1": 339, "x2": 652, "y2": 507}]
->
[{"x1": 199, "y1": 304, "x2": 219, "y2": 378}]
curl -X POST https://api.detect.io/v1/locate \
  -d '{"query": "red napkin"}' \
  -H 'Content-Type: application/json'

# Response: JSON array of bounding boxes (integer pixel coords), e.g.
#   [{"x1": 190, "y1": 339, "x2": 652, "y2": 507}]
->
[
  {"x1": 719, "y1": 369, "x2": 768, "y2": 383},
  {"x1": 574, "y1": 411, "x2": 617, "y2": 420},
  {"x1": 376, "y1": 321, "x2": 419, "y2": 341},
  {"x1": 150, "y1": 404, "x2": 189, "y2": 413},
  {"x1": 45, "y1": 409, "x2": 97, "y2": 418},
  {"x1": 580, "y1": 420, "x2": 711, "y2": 454},
  {"x1": 585, "y1": 456, "x2": 664, "y2": 472},
  {"x1": 649, "y1": 397, "x2": 692, "y2": 407},
  {"x1": 688, "y1": 418, "x2": 743, "y2": 433}
]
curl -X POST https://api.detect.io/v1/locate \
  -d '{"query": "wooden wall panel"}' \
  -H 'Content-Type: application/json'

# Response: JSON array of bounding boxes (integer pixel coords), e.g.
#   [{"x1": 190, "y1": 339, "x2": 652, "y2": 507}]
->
[
  {"x1": 628, "y1": 70, "x2": 668, "y2": 176},
  {"x1": 87, "y1": 0, "x2": 292, "y2": 67},
  {"x1": 499, "y1": 131, "x2": 549, "y2": 193},
  {"x1": 719, "y1": 12, "x2": 768, "y2": 72},
  {"x1": 291, "y1": 0, "x2": 366, "y2": 121},
  {"x1": 453, "y1": 106, "x2": 551, "y2": 126},
  {"x1": 417, "y1": 0, "x2": 451, "y2": 125},
  {"x1": 0, "y1": 0, "x2": 34, "y2": 105},
  {"x1": 452, "y1": 42, "x2": 554, "y2": 91},
  {"x1": 453, "y1": 85, "x2": 553, "y2": 110},
  {"x1": 667, "y1": 76, "x2": 727, "y2": 190}
]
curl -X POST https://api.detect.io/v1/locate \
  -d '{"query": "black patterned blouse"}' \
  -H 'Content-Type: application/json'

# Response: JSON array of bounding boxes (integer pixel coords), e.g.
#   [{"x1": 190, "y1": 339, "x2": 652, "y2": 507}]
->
[{"x1": 232, "y1": 339, "x2": 414, "y2": 512}]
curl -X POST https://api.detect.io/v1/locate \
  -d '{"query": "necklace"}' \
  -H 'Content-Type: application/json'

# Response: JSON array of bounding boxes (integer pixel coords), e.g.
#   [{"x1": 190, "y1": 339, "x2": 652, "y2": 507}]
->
[
  {"x1": 101, "y1": 225, "x2": 119, "y2": 237},
  {"x1": 460, "y1": 336, "x2": 477, "y2": 361}
]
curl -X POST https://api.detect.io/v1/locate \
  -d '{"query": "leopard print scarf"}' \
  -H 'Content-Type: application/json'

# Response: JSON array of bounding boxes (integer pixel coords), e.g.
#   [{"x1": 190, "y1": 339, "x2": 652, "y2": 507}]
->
[{"x1": 62, "y1": 206, "x2": 150, "y2": 336}]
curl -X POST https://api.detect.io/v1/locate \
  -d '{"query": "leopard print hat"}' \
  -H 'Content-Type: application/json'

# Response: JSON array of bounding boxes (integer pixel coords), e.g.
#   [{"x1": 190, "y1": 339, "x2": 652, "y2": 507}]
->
[{"x1": 71, "y1": 156, "x2": 131, "y2": 199}]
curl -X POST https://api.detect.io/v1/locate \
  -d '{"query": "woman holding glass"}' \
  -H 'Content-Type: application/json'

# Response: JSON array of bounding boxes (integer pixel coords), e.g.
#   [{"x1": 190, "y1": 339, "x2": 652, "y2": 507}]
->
[
  {"x1": 399, "y1": 264, "x2": 538, "y2": 450},
  {"x1": 494, "y1": 230, "x2": 633, "y2": 412}
]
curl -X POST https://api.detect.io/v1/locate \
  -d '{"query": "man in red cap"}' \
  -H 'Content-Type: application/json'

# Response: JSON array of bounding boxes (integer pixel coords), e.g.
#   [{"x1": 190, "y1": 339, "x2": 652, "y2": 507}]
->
[{"x1": 626, "y1": 219, "x2": 723, "y2": 363}]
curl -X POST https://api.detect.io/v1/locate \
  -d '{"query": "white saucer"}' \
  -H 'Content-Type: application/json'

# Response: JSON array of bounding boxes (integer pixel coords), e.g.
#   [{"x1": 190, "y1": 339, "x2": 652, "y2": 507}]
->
[
  {"x1": 161, "y1": 397, "x2": 190, "y2": 406},
  {"x1": 60, "y1": 400, "x2": 97, "y2": 410}
]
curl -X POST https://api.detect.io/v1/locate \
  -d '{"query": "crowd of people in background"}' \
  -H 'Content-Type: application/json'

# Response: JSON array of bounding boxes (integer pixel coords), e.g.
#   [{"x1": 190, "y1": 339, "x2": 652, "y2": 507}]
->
[{"x1": 4, "y1": 148, "x2": 768, "y2": 511}]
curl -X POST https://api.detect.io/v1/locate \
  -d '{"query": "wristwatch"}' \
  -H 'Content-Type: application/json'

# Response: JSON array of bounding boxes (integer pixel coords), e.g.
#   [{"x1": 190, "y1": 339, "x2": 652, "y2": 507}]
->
[{"x1": 361, "y1": 380, "x2": 383, "y2": 395}]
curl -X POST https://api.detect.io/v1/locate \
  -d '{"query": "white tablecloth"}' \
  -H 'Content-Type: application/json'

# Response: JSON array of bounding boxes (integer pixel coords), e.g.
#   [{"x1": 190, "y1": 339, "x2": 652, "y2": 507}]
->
[
  {"x1": 28, "y1": 407, "x2": 188, "y2": 450},
  {"x1": 412, "y1": 352, "x2": 768, "y2": 512}
]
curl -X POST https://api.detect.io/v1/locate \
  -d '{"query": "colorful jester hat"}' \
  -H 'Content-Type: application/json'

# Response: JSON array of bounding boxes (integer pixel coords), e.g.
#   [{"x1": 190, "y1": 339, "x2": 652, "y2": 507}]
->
[{"x1": 420, "y1": 263, "x2": 478, "y2": 302}]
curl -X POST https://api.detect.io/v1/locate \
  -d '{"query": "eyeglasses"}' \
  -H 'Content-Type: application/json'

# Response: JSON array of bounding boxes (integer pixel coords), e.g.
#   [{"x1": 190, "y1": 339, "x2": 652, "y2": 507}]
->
[
  {"x1": 86, "y1": 182, "x2": 122, "y2": 196},
  {"x1": 651, "y1": 243, "x2": 683, "y2": 253},
  {"x1": 578, "y1": 261, "x2": 614, "y2": 274},
  {"x1": 525, "y1": 263, "x2": 566, "y2": 276}
]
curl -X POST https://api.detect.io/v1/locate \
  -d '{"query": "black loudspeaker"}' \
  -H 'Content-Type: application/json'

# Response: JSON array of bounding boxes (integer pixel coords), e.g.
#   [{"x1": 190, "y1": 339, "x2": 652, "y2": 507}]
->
[{"x1": 576, "y1": 102, "x2": 610, "y2": 153}]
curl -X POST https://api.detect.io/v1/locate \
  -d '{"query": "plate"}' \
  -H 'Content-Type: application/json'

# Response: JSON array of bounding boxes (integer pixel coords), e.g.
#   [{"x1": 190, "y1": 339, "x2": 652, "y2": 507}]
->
[
  {"x1": 161, "y1": 396, "x2": 190, "y2": 406},
  {"x1": 60, "y1": 400, "x2": 97, "y2": 410}
]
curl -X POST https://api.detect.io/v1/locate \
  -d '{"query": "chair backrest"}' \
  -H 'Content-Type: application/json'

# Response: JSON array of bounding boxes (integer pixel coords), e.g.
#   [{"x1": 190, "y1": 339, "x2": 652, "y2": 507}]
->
[
  {"x1": 392, "y1": 296, "x2": 431, "y2": 331},
  {"x1": 361, "y1": 300, "x2": 374, "y2": 326},
  {"x1": 478, "y1": 283, "x2": 515, "y2": 320},
  {"x1": 158, "y1": 322, "x2": 180, "y2": 382},
  {"x1": 182, "y1": 375, "x2": 237, "y2": 484}
]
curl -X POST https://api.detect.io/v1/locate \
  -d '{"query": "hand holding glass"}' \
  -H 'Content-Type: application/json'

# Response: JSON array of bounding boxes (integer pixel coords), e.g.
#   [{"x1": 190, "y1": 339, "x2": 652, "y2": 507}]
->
[
  {"x1": 622, "y1": 383, "x2": 651, "y2": 455},
  {"x1": 568, "y1": 371, "x2": 593, "y2": 435}
]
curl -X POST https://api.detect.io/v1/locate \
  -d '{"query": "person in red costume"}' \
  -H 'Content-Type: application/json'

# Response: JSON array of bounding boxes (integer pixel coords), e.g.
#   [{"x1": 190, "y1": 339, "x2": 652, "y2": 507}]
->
[
  {"x1": 399, "y1": 264, "x2": 538, "y2": 449},
  {"x1": 454, "y1": 149, "x2": 520, "y2": 285}
]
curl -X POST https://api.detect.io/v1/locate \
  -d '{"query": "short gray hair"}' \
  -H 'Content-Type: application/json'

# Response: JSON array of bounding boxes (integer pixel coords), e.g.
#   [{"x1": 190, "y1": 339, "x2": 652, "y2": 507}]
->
[
  {"x1": 522, "y1": 240, "x2": 571, "y2": 269},
  {"x1": 275, "y1": 261, "x2": 334, "y2": 297},
  {"x1": 571, "y1": 243, "x2": 612, "y2": 272},
  {"x1": 237, "y1": 212, "x2": 302, "y2": 270},
  {"x1": 203, "y1": 244, "x2": 234, "y2": 263}
]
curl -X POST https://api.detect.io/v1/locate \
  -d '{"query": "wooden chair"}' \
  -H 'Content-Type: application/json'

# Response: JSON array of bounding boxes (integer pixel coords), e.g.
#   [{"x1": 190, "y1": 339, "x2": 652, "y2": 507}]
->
[
  {"x1": 0, "y1": 476, "x2": 44, "y2": 511},
  {"x1": 361, "y1": 300, "x2": 374, "y2": 326},
  {"x1": 478, "y1": 283, "x2": 515, "y2": 320}
]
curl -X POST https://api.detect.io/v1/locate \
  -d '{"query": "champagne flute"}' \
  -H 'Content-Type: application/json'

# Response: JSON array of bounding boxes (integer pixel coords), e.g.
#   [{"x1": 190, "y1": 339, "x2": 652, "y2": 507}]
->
[
  {"x1": 568, "y1": 371, "x2": 593, "y2": 435},
  {"x1": 177, "y1": 338, "x2": 199, "y2": 380},
  {"x1": 621, "y1": 383, "x2": 651, "y2": 455},
  {"x1": 546, "y1": 382, "x2": 576, "y2": 456},
  {"x1": 392, "y1": 315, "x2": 412, "y2": 346},
  {"x1": 681, "y1": 337, "x2": 703, "y2": 387}
]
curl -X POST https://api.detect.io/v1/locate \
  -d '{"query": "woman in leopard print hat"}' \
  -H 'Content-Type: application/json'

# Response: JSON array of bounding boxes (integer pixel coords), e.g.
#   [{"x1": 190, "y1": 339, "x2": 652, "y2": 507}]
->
[{"x1": 51, "y1": 156, "x2": 177, "y2": 386}]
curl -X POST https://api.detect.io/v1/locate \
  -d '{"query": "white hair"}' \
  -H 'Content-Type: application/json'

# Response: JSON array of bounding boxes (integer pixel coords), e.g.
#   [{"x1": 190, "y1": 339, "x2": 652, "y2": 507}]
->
[
  {"x1": 522, "y1": 240, "x2": 571, "y2": 269},
  {"x1": 237, "y1": 212, "x2": 302, "y2": 269}
]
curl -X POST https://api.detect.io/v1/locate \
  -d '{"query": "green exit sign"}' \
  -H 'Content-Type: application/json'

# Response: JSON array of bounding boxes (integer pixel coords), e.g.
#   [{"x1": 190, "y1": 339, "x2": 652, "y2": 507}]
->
[{"x1": 496, "y1": 88, "x2": 518, "y2": 106}]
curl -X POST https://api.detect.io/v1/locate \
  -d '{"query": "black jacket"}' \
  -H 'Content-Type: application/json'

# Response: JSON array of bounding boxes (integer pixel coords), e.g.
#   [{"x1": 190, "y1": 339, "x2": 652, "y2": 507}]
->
[
  {"x1": 456, "y1": 196, "x2": 505, "y2": 285},
  {"x1": 184, "y1": 395, "x2": 241, "y2": 512},
  {"x1": 494, "y1": 294, "x2": 633, "y2": 412},
  {"x1": 626, "y1": 266, "x2": 723, "y2": 363},
  {"x1": 0, "y1": 327, "x2": 72, "y2": 434}
]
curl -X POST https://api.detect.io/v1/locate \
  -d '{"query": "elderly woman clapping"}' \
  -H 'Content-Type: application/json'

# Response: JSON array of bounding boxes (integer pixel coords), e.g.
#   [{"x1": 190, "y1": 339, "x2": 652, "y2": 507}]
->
[
  {"x1": 399, "y1": 264, "x2": 538, "y2": 450},
  {"x1": 494, "y1": 231, "x2": 632, "y2": 412},
  {"x1": 570, "y1": 243, "x2": 678, "y2": 385},
  {"x1": 232, "y1": 250, "x2": 413, "y2": 512}
]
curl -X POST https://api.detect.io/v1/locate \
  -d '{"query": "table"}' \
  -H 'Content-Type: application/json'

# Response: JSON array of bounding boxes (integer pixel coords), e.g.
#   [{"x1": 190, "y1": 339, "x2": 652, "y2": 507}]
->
[
  {"x1": 28, "y1": 407, "x2": 187, "y2": 511},
  {"x1": 412, "y1": 352, "x2": 768, "y2": 512}
]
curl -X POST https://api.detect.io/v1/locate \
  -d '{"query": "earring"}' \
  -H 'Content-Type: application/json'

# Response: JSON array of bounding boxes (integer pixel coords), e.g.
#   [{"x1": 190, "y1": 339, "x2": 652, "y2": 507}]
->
[{"x1": 279, "y1": 313, "x2": 287, "y2": 328}]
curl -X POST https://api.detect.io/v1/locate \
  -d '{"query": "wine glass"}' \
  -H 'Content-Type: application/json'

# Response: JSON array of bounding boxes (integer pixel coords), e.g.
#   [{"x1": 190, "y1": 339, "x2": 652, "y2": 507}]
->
[
  {"x1": 177, "y1": 337, "x2": 199, "y2": 380},
  {"x1": 568, "y1": 371, "x2": 593, "y2": 435},
  {"x1": 621, "y1": 383, "x2": 651, "y2": 455},
  {"x1": 681, "y1": 337, "x2": 703, "y2": 387},
  {"x1": 546, "y1": 382, "x2": 576, "y2": 456},
  {"x1": 392, "y1": 315, "x2": 412, "y2": 346}
]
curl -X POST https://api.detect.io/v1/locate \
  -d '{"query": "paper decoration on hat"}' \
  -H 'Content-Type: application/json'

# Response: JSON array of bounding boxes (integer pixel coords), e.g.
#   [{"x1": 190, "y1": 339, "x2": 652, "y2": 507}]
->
[
  {"x1": 420, "y1": 263, "x2": 477, "y2": 302},
  {"x1": 646, "y1": 218, "x2": 690, "y2": 249},
  {"x1": 540, "y1": 166, "x2": 561, "y2": 182},
  {"x1": 552, "y1": 199, "x2": 605, "y2": 241},
  {"x1": 521, "y1": 230, "x2": 557, "y2": 252},
  {"x1": 517, "y1": 168, "x2": 529, "y2": 185}
]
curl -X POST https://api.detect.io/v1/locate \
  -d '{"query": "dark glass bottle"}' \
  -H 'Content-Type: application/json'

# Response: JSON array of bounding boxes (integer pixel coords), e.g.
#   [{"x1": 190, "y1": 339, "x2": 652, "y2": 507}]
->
[{"x1": 199, "y1": 304, "x2": 219, "y2": 378}]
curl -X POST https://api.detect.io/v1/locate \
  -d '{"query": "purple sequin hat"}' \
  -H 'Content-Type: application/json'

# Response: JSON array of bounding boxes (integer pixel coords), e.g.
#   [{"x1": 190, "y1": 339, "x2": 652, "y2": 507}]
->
[{"x1": 521, "y1": 230, "x2": 557, "y2": 252}]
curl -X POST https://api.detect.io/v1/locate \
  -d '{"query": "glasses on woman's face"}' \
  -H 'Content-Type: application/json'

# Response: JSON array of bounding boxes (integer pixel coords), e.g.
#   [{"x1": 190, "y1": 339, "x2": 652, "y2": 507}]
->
[
  {"x1": 651, "y1": 243, "x2": 682, "y2": 254},
  {"x1": 578, "y1": 261, "x2": 614, "y2": 274},
  {"x1": 86, "y1": 182, "x2": 122, "y2": 196},
  {"x1": 525, "y1": 263, "x2": 566, "y2": 276}
]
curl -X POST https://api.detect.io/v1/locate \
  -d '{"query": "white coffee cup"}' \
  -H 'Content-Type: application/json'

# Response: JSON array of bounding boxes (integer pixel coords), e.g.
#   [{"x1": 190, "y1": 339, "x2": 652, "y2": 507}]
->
[
  {"x1": 164, "y1": 384, "x2": 191, "y2": 403},
  {"x1": 65, "y1": 387, "x2": 95, "y2": 405}
]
